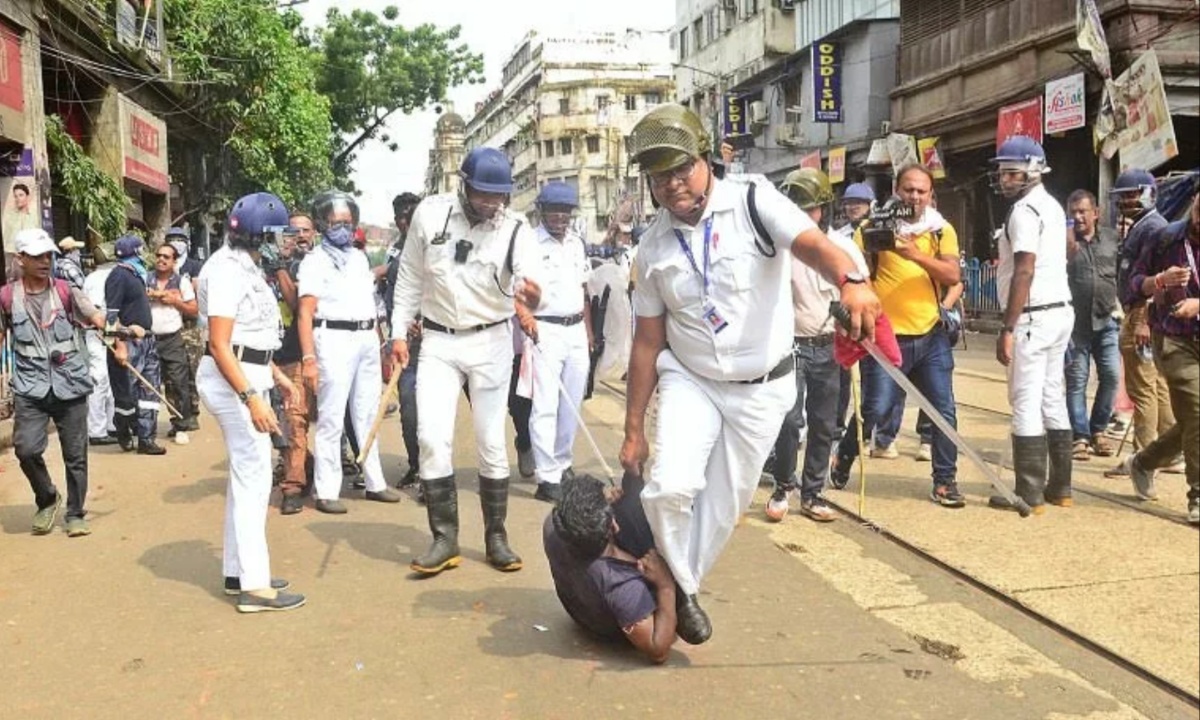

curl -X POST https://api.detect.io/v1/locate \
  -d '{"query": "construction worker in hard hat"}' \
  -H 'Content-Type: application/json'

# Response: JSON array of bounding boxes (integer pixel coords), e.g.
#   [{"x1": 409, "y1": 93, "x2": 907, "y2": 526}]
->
[
  {"x1": 619, "y1": 103, "x2": 880, "y2": 645},
  {"x1": 520, "y1": 181, "x2": 594, "y2": 505},
  {"x1": 765, "y1": 168, "x2": 869, "y2": 525},
  {"x1": 390, "y1": 146, "x2": 544, "y2": 576},
  {"x1": 989, "y1": 135, "x2": 1075, "y2": 514}
]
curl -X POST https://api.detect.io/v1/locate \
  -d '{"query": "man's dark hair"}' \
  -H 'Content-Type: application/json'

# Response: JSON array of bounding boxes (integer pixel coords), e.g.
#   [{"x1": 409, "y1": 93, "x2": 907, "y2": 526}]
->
[
  {"x1": 12, "y1": 183, "x2": 29, "y2": 195},
  {"x1": 393, "y1": 192, "x2": 421, "y2": 217},
  {"x1": 552, "y1": 475, "x2": 613, "y2": 560},
  {"x1": 1066, "y1": 189, "x2": 1097, "y2": 209},
  {"x1": 157, "y1": 243, "x2": 178, "y2": 259}
]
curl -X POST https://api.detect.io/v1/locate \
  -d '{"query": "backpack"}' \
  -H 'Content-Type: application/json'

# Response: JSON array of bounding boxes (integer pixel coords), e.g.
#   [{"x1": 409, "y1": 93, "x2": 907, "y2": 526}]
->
[{"x1": 1, "y1": 279, "x2": 74, "y2": 320}]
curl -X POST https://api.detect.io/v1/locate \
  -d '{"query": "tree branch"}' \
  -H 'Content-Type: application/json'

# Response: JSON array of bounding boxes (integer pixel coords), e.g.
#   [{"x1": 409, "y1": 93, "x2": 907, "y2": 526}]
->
[{"x1": 334, "y1": 109, "x2": 398, "y2": 167}]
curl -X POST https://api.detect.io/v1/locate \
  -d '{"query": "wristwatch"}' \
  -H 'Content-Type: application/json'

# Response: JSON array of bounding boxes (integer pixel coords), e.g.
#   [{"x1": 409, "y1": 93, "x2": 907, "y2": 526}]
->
[
  {"x1": 839, "y1": 271, "x2": 867, "y2": 288},
  {"x1": 237, "y1": 388, "x2": 256, "y2": 405}
]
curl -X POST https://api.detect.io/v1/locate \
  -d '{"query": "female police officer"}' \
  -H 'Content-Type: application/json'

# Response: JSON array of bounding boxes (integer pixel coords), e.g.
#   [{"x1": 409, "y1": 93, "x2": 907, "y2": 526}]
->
[{"x1": 197, "y1": 192, "x2": 305, "y2": 613}]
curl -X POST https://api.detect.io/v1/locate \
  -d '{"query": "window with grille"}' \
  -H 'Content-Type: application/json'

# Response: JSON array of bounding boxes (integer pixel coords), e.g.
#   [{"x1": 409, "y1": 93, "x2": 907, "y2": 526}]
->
[
  {"x1": 678, "y1": 28, "x2": 688, "y2": 60},
  {"x1": 644, "y1": 92, "x2": 662, "y2": 106},
  {"x1": 693, "y1": 18, "x2": 704, "y2": 49},
  {"x1": 559, "y1": 97, "x2": 570, "y2": 115},
  {"x1": 586, "y1": 135, "x2": 601, "y2": 153},
  {"x1": 544, "y1": 140, "x2": 555, "y2": 157},
  {"x1": 624, "y1": 94, "x2": 637, "y2": 112},
  {"x1": 560, "y1": 137, "x2": 573, "y2": 155}
]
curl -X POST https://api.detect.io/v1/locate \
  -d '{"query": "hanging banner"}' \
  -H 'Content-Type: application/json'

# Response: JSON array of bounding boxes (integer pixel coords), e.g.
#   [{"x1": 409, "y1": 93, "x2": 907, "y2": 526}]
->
[
  {"x1": 887, "y1": 133, "x2": 918, "y2": 174},
  {"x1": 1045, "y1": 73, "x2": 1086, "y2": 134},
  {"x1": 723, "y1": 93, "x2": 748, "y2": 138},
  {"x1": 1102, "y1": 50, "x2": 1178, "y2": 171},
  {"x1": 1076, "y1": 0, "x2": 1112, "y2": 80},
  {"x1": 0, "y1": 20, "x2": 27, "y2": 143},
  {"x1": 996, "y1": 97, "x2": 1043, "y2": 149},
  {"x1": 800, "y1": 150, "x2": 822, "y2": 169},
  {"x1": 866, "y1": 138, "x2": 891, "y2": 165},
  {"x1": 917, "y1": 137, "x2": 946, "y2": 179},
  {"x1": 812, "y1": 41, "x2": 842, "y2": 123},
  {"x1": 827, "y1": 146, "x2": 846, "y2": 184}
]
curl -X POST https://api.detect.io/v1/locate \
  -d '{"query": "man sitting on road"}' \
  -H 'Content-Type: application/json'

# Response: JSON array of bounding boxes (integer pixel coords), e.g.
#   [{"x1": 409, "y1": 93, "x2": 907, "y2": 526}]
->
[{"x1": 544, "y1": 473, "x2": 678, "y2": 664}]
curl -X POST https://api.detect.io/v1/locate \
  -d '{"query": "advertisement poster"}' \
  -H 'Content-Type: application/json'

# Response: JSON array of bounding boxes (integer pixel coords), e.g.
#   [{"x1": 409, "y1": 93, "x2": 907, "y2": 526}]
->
[
  {"x1": 887, "y1": 133, "x2": 918, "y2": 174},
  {"x1": 996, "y1": 97, "x2": 1043, "y2": 148},
  {"x1": 799, "y1": 150, "x2": 822, "y2": 169},
  {"x1": 1045, "y1": 73, "x2": 1086, "y2": 134},
  {"x1": 0, "y1": 20, "x2": 27, "y2": 143},
  {"x1": 827, "y1": 146, "x2": 846, "y2": 184},
  {"x1": 1, "y1": 148, "x2": 39, "y2": 257},
  {"x1": 917, "y1": 137, "x2": 946, "y2": 179},
  {"x1": 866, "y1": 138, "x2": 891, "y2": 165},
  {"x1": 1076, "y1": 0, "x2": 1111, "y2": 80},
  {"x1": 812, "y1": 41, "x2": 842, "y2": 123},
  {"x1": 1100, "y1": 50, "x2": 1178, "y2": 171},
  {"x1": 723, "y1": 93, "x2": 748, "y2": 139}
]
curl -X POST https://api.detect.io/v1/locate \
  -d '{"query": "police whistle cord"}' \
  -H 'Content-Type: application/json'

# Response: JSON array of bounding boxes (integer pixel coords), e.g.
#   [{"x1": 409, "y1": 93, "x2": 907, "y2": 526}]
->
[
  {"x1": 527, "y1": 340, "x2": 617, "y2": 486},
  {"x1": 356, "y1": 368, "x2": 401, "y2": 466},
  {"x1": 829, "y1": 303, "x2": 1032, "y2": 517}
]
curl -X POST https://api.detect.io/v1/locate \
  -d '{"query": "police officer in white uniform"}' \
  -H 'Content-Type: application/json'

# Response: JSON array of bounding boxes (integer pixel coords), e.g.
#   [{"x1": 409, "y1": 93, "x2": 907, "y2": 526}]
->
[
  {"x1": 197, "y1": 192, "x2": 304, "y2": 612},
  {"x1": 390, "y1": 147, "x2": 543, "y2": 576},
  {"x1": 298, "y1": 191, "x2": 402, "y2": 514},
  {"x1": 523, "y1": 182, "x2": 593, "y2": 504},
  {"x1": 990, "y1": 136, "x2": 1075, "y2": 514},
  {"x1": 619, "y1": 105, "x2": 881, "y2": 644}
]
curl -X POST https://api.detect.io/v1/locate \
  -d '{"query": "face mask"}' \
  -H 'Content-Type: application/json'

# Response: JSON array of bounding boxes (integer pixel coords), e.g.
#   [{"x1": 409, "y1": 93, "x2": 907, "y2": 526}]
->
[{"x1": 324, "y1": 223, "x2": 354, "y2": 248}]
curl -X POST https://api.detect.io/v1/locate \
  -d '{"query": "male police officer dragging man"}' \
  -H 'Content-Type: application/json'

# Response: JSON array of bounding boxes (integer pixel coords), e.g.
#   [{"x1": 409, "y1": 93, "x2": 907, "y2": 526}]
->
[
  {"x1": 520, "y1": 181, "x2": 594, "y2": 504},
  {"x1": 298, "y1": 191, "x2": 402, "y2": 514},
  {"x1": 619, "y1": 105, "x2": 880, "y2": 643},
  {"x1": 990, "y1": 136, "x2": 1075, "y2": 514},
  {"x1": 390, "y1": 147, "x2": 544, "y2": 575},
  {"x1": 1, "y1": 228, "x2": 142, "y2": 536},
  {"x1": 106, "y1": 234, "x2": 167, "y2": 455}
]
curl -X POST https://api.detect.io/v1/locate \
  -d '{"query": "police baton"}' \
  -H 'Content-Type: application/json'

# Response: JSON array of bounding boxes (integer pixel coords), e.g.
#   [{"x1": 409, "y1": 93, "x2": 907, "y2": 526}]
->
[{"x1": 356, "y1": 366, "x2": 401, "y2": 466}]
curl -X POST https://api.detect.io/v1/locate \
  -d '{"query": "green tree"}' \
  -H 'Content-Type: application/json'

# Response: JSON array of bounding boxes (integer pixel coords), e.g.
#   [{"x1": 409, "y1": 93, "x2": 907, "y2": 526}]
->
[
  {"x1": 162, "y1": 0, "x2": 333, "y2": 207},
  {"x1": 310, "y1": 6, "x2": 484, "y2": 181},
  {"x1": 45, "y1": 114, "x2": 130, "y2": 245}
]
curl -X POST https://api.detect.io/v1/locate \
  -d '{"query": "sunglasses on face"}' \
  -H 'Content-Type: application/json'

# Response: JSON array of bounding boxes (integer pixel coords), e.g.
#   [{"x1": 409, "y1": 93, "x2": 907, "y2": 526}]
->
[{"x1": 156, "y1": 253, "x2": 175, "y2": 260}]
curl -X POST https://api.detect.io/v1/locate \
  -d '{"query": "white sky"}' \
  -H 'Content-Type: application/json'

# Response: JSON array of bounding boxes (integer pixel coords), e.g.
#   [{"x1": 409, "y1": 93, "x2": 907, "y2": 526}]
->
[{"x1": 297, "y1": 0, "x2": 676, "y2": 225}]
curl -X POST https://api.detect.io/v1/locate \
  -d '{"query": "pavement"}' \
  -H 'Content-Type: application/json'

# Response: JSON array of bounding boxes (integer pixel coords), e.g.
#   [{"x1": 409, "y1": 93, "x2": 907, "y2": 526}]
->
[{"x1": 1, "y1": 343, "x2": 1197, "y2": 719}]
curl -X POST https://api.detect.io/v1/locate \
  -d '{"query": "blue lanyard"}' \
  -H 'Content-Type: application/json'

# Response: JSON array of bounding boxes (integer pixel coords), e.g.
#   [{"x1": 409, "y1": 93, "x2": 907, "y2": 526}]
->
[{"x1": 673, "y1": 216, "x2": 713, "y2": 299}]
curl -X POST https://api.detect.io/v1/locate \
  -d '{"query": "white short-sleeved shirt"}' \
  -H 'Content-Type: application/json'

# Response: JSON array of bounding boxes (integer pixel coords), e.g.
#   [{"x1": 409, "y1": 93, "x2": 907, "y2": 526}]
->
[
  {"x1": 297, "y1": 246, "x2": 377, "y2": 322},
  {"x1": 533, "y1": 225, "x2": 588, "y2": 317},
  {"x1": 390, "y1": 193, "x2": 542, "y2": 334},
  {"x1": 792, "y1": 226, "x2": 869, "y2": 337},
  {"x1": 633, "y1": 177, "x2": 816, "y2": 381},
  {"x1": 83, "y1": 264, "x2": 114, "y2": 312},
  {"x1": 150, "y1": 274, "x2": 196, "y2": 335},
  {"x1": 197, "y1": 244, "x2": 282, "y2": 351},
  {"x1": 997, "y1": 183, "x2": 1072, "y2": 309}
]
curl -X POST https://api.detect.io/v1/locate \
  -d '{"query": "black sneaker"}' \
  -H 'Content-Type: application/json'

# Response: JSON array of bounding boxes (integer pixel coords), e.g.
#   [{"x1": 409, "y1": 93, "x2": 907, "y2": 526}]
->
[
  {"x1": 280, "y1": 494, "x2": 304, "y2": 515},
  {"x1": 117, "y1": 433, "x2": 135, "y2": 452},
  {"x1": 88, "y1": 435, "x2": 119, "y2": 447},
  {"x1": 138, "y1": 439, "x2": 167, "y2": 456},
  {"x1": 929, "y1": 483, "x2": 966, "y2": 508},
  {"x1": 224, "y1": 577, "x2": 291, "y2": 596},
  {"x1": 236, "y1": 590, "x2": 306, "y2": 613},
  {"x1": 396, "y1": 467, "x2": 418, "y2": 489},
  {"x1": 534, "y1": 482, "x2": 562, "y2": 504},
  {"x1": 829, "y1": 458, "x2": 851, "y2": 490}
]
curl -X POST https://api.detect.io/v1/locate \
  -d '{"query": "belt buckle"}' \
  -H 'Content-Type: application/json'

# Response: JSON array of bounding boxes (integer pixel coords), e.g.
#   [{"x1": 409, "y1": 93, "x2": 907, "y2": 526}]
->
[{"x1": 234, "y1": 345, "x2": 244, "y2": 361}]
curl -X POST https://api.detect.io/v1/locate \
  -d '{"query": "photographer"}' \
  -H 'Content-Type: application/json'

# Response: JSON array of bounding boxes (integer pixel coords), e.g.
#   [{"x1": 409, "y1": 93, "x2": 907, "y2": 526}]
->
[{"x1": 831, "y1": 164, "x2": 965, "y2": 508}]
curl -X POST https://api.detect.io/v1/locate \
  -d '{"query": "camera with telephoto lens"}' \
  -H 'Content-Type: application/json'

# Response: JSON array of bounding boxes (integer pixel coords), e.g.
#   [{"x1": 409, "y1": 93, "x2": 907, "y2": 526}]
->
[
  {"x1": 861, "y1": 198, "x2": 918, "y2": 254},
  {"x1": 454, "y1": 239, "x2": 473, "y2": 264}
]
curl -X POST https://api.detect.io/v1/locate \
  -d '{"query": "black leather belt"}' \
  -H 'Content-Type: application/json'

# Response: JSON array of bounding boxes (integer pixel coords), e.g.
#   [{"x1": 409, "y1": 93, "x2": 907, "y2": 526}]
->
[
  {"x1": 206, "y1": 345, "x2": 274, "y2": 365},
  {"x1": 794, "y1": 333, "x2": 835, "y2": 348},
  {"x1": 422, "y1": 317, "x2": 507, "y2": 335},
  {"x1": 1024, "y1": 301, "x2": 1072, "y2": 313},
  {"x1": 735, "y1": 354, "x2": 795, "y2": 385},
  {"x1": 314, "y1": 318, "x2": 376, "y2": 331},
  {"x1": 535, "y1": 313, "x2": 584, "y2": 326}
]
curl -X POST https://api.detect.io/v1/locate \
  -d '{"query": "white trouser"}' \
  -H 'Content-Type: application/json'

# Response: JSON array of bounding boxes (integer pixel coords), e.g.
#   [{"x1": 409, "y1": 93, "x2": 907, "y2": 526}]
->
[
  {"x1": 642, "y1": 350, "x2": 795, "y2": 595},
  {"x1": 313, "y1": 327, "x2": 386, "y2": 499},
  {"x1": 417, "y1": 322, "x2": 513, "y2": 480},
  {"x1": 86, "y1": 332, "x2": 115, "y2": 438},
  {"x1": 529, "y1": 322, "x2": 590, "y2": 485},
  {"x1": 1007, "y1": 305, "x2": 1074, "y2": 437},
  {"x1": 196, "y1": 356, "x2": 273, "y2": 591}
]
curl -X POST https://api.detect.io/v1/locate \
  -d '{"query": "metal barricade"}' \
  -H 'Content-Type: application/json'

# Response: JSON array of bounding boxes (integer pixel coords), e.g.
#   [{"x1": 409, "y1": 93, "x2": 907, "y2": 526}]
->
[{"x1": 963, "y1": 261, "x2": 1001, "y2": 315}]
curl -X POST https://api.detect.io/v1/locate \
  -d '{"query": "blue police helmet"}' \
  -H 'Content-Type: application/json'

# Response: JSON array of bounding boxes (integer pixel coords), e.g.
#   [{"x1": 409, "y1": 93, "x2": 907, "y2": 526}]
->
[
  {"x1": 842, "y1": 182, "x2": 875, "y2": 203},
  {"x1": 114, "y1": 234, "x2": 144, "y2": 259},
  {"x1": 1110, "y1": 169, "x2": 1156, "y2": 194},
  {"x1": 537, "y1": 181, "x2": 578, "y2": 208},
  {"x1": 459, "y1": 147, "x2": 514, "y2": 194},
  {"x1": 992, "y1": 135, "x2": 1049, "y2": 172},
  {"x1": 227, "y1": 192, "x2": 289, "y2": 239}
]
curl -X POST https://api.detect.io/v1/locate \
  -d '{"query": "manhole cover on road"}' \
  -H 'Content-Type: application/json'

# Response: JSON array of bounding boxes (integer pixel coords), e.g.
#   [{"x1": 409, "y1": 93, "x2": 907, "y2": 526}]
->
[{"x1": 912, "y1": 635, "x2": 966, "y2": 662}]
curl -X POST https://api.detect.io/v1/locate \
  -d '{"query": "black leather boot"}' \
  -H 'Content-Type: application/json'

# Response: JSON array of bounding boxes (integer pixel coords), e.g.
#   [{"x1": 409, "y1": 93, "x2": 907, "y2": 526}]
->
[
  {"x1": 410, "y1": 476, "x2": 461, "y2": 575},
  {"x1": 1045, "y1": 429, "x2": 1074, "y2": 507},
  {"x1": 479, "y1": 476, "x2": 522, "y2": 571},
  {"x1": 675, "y1": 590, "x2": 712, "y2": 645},
  {"x1": 989, "y1": 435, "x2": 1047, "y2": 515}
]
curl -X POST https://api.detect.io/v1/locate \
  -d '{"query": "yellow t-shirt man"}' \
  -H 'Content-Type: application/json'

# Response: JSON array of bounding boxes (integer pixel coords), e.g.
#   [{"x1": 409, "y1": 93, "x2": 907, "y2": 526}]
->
[{"x1": 855, "y1": 224, "x2": 959, "y2": 336}]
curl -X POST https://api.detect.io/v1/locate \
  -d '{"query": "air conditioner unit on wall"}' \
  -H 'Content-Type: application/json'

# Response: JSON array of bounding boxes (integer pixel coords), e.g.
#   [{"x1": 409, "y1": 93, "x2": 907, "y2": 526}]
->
[
  {"x1": 749, "y1": 100, "x2": 768, "y2": 125},
  {"x1": 775, "y1": 123, "x2": 803, "y2": 147}
]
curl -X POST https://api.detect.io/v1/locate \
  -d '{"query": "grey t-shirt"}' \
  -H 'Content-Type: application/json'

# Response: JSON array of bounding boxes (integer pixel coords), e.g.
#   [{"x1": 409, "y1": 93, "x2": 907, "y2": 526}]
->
[{"x1": 543, "y1": 515, "x2": 656, "y2": 639}]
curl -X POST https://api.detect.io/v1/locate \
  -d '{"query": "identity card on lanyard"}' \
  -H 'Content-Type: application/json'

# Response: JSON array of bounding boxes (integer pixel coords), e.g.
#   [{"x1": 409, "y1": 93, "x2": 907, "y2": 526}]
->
[{"x1": 674, "y1": 217, "x2": 728, "y2": 334}]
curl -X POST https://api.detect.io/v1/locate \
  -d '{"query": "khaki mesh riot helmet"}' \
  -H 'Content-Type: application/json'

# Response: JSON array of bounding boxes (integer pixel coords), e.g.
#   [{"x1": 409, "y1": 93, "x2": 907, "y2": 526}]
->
[
  {"x1": 628, "y1": 104, "x2": 713, "y2": 174},
  {"x1": 779, "y1": 167, "x2": 834, "y2": 210}
]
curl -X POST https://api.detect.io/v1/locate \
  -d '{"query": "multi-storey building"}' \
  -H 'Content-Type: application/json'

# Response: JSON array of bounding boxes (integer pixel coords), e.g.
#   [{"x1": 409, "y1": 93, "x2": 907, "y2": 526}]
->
[
  {"x1": 424, "y1": 106, "x2": 466, "y2": 197},
  {"x1": 460, "y1": 30, "x2": 674, "y2": 237}
]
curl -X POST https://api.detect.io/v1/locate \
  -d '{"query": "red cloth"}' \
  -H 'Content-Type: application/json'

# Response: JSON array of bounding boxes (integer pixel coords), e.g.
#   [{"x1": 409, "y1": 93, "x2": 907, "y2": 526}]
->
[{"x1": 834, "y1": 313, "x2": 903, "y2": 369}]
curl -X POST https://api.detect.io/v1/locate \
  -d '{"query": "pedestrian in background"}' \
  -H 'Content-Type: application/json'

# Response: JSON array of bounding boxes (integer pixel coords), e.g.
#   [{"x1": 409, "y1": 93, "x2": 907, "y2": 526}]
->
[
  {"x1": 148, "y1": 241, "x2": 200, "y2": 442},
  {"x1": 84, "y1": 242, "x2": 118, "y2": 446}
]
